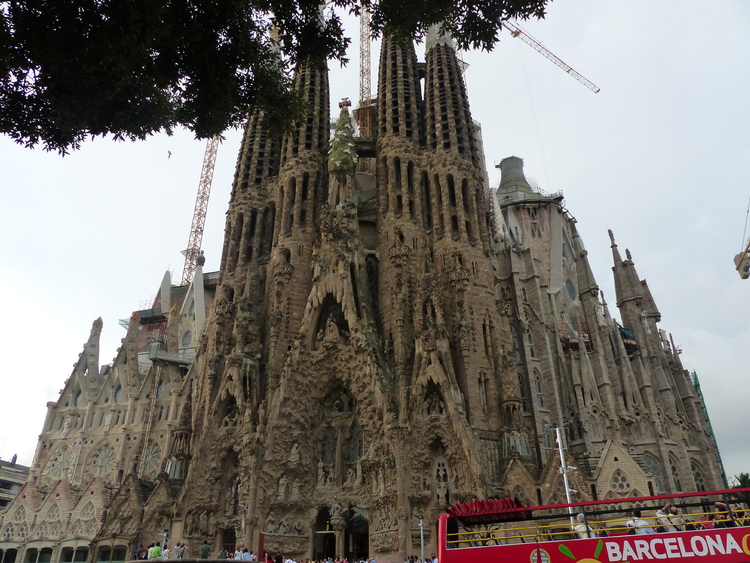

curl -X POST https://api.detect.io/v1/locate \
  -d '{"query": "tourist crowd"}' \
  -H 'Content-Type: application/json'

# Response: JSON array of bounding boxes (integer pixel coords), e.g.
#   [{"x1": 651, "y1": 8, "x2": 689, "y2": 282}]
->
[{"x1": 573, "y1": 500, "x2": 749, "y2": 538}]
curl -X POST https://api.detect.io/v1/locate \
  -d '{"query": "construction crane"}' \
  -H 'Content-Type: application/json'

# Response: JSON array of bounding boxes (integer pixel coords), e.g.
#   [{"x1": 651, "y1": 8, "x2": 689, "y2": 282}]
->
[
  {"x1": 735, "y1": 242, "x2": 750, "y2": 279},
  {"x1": 180, "y1": 135, "x2": 220, "y2": 285},
  {"x1": 358, "y1": 4, "x2": 372, "y2": 136},
  {"x1": 353, "y1": 2, "x2": 376, "y2": 172},
  {"x1": 502, "y1": 20, "x2": 600, "y2": 93},
  {"x1": 735, "y1": 200, "x2": 750, "y2": 279}
]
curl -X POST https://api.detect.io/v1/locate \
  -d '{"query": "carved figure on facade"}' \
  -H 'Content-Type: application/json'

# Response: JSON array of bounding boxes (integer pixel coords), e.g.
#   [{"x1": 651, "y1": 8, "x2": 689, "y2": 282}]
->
[
  {"x1": 185, "y1": 511, "x2": 197, "y2": 537},
  {"x1": 290, "y1": 480, "x2": 300, "y2": 499},
  {"x1": 344, "y1": 467, "x2": 357, "y2": 488},
  {"x1": 225, "y1": 474, "x2": 240, "y2": 515},
  {"x1": 278, "y1": 475, "x2": 288, "y2": 500},
  {"x1": 288, "y1": 442, "x2": 301, "y2": 465},
  {"x1": 317, "y1": 461, "x2": 326, "y2": 487},
  {"x1": 264, "y1": 511, "x2": 277, "y2": 534},
  {"x1": 198, "y1": 510, "x2": 209, "y2": 536}
]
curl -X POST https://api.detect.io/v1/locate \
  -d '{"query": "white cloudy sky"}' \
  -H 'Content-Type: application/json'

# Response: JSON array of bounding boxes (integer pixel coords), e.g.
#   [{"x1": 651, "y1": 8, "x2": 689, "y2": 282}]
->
[{"x1": 2, "y1": 0, "x2": 749, "y2": 485}]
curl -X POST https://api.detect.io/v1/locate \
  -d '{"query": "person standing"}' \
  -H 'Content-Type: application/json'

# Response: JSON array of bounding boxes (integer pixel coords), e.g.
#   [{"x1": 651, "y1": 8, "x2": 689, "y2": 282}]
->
[{"x1": 200, "y1": 540, "x2": 211, "y2": 559}]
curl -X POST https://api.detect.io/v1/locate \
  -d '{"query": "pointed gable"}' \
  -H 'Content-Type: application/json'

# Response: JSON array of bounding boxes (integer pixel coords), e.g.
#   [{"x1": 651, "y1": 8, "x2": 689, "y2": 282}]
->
[{"x1": 593, "y1": 440, "x2": 651, "y2": 499}]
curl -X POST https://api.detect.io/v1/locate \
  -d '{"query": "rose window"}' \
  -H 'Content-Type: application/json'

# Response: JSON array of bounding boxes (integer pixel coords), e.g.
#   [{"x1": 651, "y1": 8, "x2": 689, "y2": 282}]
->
[
  {"x1": 141, "y1": 443, "x2": 161, "y2": 477},
  {"x1": 50, "y1": 521, "x2": 64, "y2": 538},
  {"x1": 49, "y1": 448, "x2": 74, "y2": 480},
  {"x1": 12, "y1": 506, "x2": 25, "y2": 522},
  {"x1": 81, "y1": 502, "x2": 95, "y2": 520},
  {"x1": 610, "y1": 469, "x2": 631, "y2": 492},
  {"x1": 48, "y1": 504, "x2": 61, "y2": 520},
  {"x1": 85, "y1": 519, "x2": 99, "y2": 536},
  {"x1": 93, "y1": 447, "x2": 117, "y2": 479}
]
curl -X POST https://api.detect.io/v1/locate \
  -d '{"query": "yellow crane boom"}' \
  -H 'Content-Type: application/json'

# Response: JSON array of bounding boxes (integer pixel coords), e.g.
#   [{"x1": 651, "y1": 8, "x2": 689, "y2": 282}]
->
[
  {"x1": 181, "y1": 135, "x2": 219, "y2": 285},
  {"x1": 359, "y1": 2, "x2": 372, "y2": 136},
  {"x1": 502, "y1": 20, "x2": 601, "y2": 94}
]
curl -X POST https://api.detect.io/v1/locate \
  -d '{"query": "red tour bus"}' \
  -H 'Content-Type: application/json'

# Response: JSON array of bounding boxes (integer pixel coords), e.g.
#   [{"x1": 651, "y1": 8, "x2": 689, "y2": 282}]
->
[{"x1": 437, "y1": 487, "x2": 750, "y2": 563}]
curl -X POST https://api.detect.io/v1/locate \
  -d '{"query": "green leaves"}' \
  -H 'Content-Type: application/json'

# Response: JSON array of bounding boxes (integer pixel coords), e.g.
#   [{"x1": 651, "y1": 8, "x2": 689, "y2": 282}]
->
[{"x1": 0, "y1": 0, "x2": 549, "y2": 153}]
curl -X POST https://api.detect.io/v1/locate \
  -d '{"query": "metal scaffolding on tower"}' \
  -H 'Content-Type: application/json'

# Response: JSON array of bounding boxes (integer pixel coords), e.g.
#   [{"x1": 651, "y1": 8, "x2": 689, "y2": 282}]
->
[{"x1": 355, "y1": 2, "x2": 377, "y2": 173}]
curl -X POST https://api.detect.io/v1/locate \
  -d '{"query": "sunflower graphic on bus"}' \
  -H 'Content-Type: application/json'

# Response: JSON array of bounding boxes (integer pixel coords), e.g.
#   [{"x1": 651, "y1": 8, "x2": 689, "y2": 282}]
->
[{"x1": 531, "y1": 540, "x2": 610, "y2": 563}]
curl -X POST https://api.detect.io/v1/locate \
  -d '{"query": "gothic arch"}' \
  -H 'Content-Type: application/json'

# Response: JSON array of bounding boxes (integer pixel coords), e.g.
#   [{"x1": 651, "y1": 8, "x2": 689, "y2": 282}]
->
[
  {"x1": 216, "y1": 390, "x2": 239, "y2": 428},
  {"x1": 432, "y1": 455, "x2": 451, "y2": 507},
  {"x1": 311, "y1": 294, "x2": 350, "y2": 349},
  {"x1": 46, "y1": 503, "x2": 61, "y2": 521},
  {"x1": 421, "y1": 380, "x2": 446, "y2": 418},
  {"x1": 221, "y1": 449, "x2": 241, "y2": 515},
  {"x1": 642, "y1": 453, "x2": 666, "y2": 494},
  {"x1": 322, "y1": 386, "x2": 355, "y2": 414},
  {"x1": 80, "y1": 501, "x2": 96, "y2": 520},
  {"x1": 43, "y1": 443, "x2": 74, "y2": 483},
  {"x1": 11, "y1": 506, "x2": 26, "y2": 523},
  {"x1": 690, "y1": 458, "x2": 706, "y2": 491},
  {"x1": 314, "y1": 386, "x2": 361, "y2": 489},
  {"x1": 668, "y1": 453, "x2": 682, "y2": 491}
]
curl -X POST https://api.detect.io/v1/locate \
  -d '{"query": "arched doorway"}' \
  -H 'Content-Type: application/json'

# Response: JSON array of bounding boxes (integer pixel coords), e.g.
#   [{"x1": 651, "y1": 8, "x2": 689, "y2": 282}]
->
[
  {"x1": 220, "y1": 527, "x2": 236, "y2": 555},
  {"x1": 345, "y1": 507, "x2": 369, "y2": 561},
  {"x1": 313, "y1": 506, "x2": 370, "y2": 561},
  {"x1": 313, "y1": 508, "x2": 335, "y2": 561}
]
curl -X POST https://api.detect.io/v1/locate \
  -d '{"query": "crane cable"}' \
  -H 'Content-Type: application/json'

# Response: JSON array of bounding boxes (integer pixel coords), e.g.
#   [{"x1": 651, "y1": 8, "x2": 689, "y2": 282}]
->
[
  {"x1": 741, "y1": 196, "x2": 750, "y2": 252},
  {"x1": 516, "y1": 39, "x2": 553, "y2": 192}
]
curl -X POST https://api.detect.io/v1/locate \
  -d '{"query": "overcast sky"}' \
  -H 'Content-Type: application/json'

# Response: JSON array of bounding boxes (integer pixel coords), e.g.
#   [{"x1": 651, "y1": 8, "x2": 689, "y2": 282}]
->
[{"x1": 2, "y1": 0, "x2": 749, "y2": 486}]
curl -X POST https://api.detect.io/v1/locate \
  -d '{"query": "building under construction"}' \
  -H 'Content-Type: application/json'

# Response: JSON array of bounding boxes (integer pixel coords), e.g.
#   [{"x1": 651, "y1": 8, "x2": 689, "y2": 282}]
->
[{"x1": 0, "y1": 28, "x2": 724, "y2": 563}]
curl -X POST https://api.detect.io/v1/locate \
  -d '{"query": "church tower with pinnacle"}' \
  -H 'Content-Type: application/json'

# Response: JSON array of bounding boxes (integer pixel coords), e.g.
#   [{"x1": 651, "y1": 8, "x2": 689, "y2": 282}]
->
[{"x1": 90, "y1": 28, "x2": 724, "y2": 563}]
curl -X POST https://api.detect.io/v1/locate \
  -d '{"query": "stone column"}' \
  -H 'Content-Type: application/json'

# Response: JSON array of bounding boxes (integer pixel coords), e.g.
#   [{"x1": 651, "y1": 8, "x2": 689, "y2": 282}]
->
[
  {"x1": 244, "y1": 472, "x2": 259, "y2": 550},
  {"x1": 330, "y1": 514, "x2": 345, "y2": 557}
]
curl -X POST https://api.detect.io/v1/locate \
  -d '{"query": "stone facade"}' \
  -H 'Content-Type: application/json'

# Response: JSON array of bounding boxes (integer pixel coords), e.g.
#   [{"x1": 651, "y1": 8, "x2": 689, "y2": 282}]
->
[
  {"x1": 2, "y1": 31, "x2": 725, "y2": 563},
  {"x1": 96, "y1": 32, "x2": 722, "y2": 563},
  {"x1": 0, "y1": 270, "x2": 217, "y2": 563}
]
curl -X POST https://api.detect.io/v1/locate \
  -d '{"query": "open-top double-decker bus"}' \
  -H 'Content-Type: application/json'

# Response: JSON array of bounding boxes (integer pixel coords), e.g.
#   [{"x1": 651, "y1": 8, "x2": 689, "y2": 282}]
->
[{"x1": 437, "y1": 487, "x2": 750, "y2": 563}]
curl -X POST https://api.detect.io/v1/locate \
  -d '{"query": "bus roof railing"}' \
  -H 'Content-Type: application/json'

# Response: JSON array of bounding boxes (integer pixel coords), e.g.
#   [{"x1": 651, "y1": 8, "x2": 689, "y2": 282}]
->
[{"x1": 444, "y1": 487, "x2": 750, "y2": 526}]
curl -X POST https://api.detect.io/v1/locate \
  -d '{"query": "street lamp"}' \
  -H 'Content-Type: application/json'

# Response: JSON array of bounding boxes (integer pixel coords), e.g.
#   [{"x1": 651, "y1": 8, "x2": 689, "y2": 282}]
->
[
  {"x1": 418, "y1": 515, "x2": 424, "y2": 563},
  {"x1": 543, "y1": 423, "x2": 577, "y2": 526}
]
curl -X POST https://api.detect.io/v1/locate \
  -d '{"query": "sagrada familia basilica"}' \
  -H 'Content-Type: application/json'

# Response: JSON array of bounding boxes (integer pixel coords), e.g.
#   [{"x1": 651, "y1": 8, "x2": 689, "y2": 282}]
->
[{"x1": 0, "y1": 27, "x2": 724, "y2": 563}]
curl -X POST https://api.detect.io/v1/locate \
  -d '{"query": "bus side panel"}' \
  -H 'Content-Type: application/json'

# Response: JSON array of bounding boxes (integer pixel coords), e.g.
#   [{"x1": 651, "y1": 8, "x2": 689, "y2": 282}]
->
[{"x1": 439, "y1": 526, "x2": 750, "y2": 563}]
